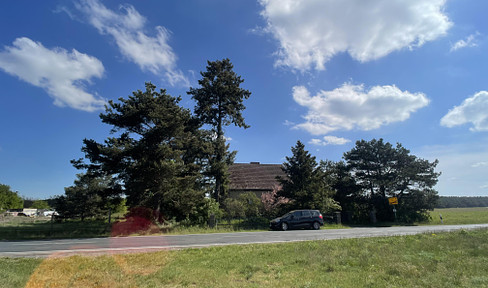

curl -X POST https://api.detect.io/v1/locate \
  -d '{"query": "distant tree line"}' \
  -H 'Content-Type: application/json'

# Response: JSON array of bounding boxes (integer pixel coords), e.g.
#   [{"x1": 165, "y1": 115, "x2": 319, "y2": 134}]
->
[
  {"x1": 47, "y1": 58, "x2": 441, "y2": 225},
  {"x1": 436, "y1": 197, "x2": 488, "y2": 208}
]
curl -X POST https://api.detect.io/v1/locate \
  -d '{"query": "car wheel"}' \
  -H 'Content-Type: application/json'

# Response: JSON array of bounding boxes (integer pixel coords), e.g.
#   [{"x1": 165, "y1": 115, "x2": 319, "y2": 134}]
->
[
  {"x1": 312, "y1": 221, "x2": 320, "y2": 230},
  {"x1": 281, "y1": 222, "x2": 288, "y2": 231}
]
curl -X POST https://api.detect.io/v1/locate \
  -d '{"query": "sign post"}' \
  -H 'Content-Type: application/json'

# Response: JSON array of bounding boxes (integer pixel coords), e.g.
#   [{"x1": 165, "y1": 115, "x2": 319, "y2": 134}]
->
[{"x1": 388, "y1": 197, "x2": 398, "y2": 222}]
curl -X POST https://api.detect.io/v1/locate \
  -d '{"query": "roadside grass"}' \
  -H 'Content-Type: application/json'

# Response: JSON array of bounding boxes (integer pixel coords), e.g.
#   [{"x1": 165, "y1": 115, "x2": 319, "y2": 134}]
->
[
  {"x1": 0, "y1": 217, "x2": 110, "y2": 240},
  {"x1": 0, "y1": 257, "x2": 42, "y2": 288},
  {"x1": 3, "y1": 228, "x2": 488, "y2": 288}
]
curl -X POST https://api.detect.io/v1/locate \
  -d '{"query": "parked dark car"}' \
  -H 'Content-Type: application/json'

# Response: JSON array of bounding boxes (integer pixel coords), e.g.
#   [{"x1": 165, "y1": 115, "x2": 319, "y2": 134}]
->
[{"x1": 270, "y1": 210, "x2": 324, "y2": 231}]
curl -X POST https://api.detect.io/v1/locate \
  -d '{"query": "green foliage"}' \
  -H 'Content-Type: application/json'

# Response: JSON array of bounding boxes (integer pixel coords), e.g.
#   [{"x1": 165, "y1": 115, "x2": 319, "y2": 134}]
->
[
  {"x1": 222, "y1": 193, "x2": 262, "y2": 219},
  {"x1": 278, "y1": 141, "x2": 339, "y2": 213},
  {"x1": 321, "y1": 160, "x2": 365, "y2": 221},
  {"x1": 202, "y1": 197, "x2": 224, "y2": 220},
  {"x1": 73, "y1": 82, "x2": 210, "y2": 221},
  {"x1": 343, "y1": 138, "x2": 440, "y2": 222},
  {"x1": 238, "y1": 192, "x2": 263, "y2": 218},
  {"x1": 31, "y1": 200, "x2": 50, "y2": 210},
  {"x1": 188, "y1": 58, "x2": 251, "y2": 203},
  {"x1": 0, "y1": 183, "x2": 23, "y2": 211},
  {"x1": 223, "y1": 198, "x2": 245, "y2": 219},
  {"x1": 53, "y1": 173, "x2": 116, "y2": 221}
]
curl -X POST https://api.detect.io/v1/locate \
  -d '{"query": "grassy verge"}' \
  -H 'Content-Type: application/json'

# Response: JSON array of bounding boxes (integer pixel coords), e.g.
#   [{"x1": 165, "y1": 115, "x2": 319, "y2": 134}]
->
[
  {"x1": 3, "y1": 228, "x2": 488, "y2": 287},
  {"x1": 0, "y1": 217, "x2": 110, "y2": 240},
  {"x1": 0, "y1": 257, "x2": 43, "y2": 288}
]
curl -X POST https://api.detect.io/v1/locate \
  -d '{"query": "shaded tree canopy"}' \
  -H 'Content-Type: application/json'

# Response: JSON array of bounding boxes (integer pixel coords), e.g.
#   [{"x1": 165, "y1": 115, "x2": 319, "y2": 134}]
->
[
  {"x1": 278, "y1": 141, "x2": 340, "y2": 213},
  {"x1": 72, "y1": 82, "x2": 211, "y2": 221},
  {"x1": 54, "y1": 173, "x2": 113, "y2": 221},
  {"x1": 187, "y1": 58, "x2": 251, "y2": 203},
  {"x1": 343, "y1": 138, "x2": 440, "y2": 222}
]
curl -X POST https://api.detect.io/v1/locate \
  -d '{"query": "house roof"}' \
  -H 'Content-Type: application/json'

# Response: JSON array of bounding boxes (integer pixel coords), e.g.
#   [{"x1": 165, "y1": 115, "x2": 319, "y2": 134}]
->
[{"x1": 228, "y1": 162, "x2": 285, "y2": 191}]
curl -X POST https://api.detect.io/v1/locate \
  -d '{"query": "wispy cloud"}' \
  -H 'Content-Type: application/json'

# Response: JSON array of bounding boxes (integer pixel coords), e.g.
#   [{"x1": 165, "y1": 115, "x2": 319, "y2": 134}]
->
[
  {"x1": 472, "y1": 161, "x2": 488, "y2": 168},
  {"x1": 450, "y1": 32, "x2": 480, "y2": 52},
  {"x1": 309, "y1": 136, "x2": 351, "y2": 146},
  {"x1": 440, "y1": 91, "x2": 488, "y2": 131},
  {"x1": 283, "y1": 120, "x2": 295, "y2": 126},
  {"x1": 292, "y1": 84, "x2": 429, "y2": 135},
  {"x1": 74, "y1": 0, "x2": 188, "y2": 86},
  {"x1": 259, "y1": 0, "x2": 452, "y2": 72},
  {"x1": 0, "y1": 37, "x2": 105, "y2": 112}
]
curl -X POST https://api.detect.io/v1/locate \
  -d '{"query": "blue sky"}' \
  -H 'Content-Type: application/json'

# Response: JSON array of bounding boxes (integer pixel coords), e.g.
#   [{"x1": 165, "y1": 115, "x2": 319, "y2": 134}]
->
[{"x1": 1, "y1": 0, "x2": 487, "y2": 199}]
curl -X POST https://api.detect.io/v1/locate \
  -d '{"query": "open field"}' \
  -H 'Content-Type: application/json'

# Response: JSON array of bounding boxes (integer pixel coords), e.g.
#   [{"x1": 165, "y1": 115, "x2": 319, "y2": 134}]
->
[
  {"x1": 1, "y1": 228, "x2": 488, "y2": 287},
  {"x1": 428, "y1": 207, "x2": 488, "y2": 225}
]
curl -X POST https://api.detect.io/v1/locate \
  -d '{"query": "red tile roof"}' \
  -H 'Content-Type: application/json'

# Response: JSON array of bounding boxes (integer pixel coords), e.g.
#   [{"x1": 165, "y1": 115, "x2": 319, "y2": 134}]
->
[{"x1": 228, "y1": 162, "x2": 285, "y2": 191}]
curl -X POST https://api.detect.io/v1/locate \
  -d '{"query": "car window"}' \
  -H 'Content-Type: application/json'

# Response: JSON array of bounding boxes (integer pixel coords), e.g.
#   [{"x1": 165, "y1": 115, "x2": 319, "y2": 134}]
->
[
  {"x1": 293, "y1": 211, "x2": 302, "y2": 218},
  {"x1": 302, "y1": 211, "x2": 311, "y2": 217},
  {"x1": 311, "y1": 211, "x2": 318, "y2": 217}
]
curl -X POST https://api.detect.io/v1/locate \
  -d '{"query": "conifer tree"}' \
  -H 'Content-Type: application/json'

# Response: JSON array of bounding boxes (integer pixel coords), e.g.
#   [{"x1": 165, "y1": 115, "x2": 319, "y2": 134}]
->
[{"x1": 188, "y1": 59, "x2": 251, "y2": 203}]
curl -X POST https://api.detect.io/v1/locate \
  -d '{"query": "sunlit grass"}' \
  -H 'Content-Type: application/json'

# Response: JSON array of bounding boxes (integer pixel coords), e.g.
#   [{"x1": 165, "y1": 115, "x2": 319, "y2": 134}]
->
[
  {"x1": 427, "y1": 207, "x2": 488, "y2": 225},
  {"x1": 0, "y1": 257, "x2": 42, "y2": 288},
  {"x1": 3, "y1": 228, "x2": 488, "y2": 288}
]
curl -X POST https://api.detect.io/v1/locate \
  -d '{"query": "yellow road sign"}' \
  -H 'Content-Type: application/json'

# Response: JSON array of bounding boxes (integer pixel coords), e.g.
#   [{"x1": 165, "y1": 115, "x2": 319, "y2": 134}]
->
[{"x1": 388, "y1": 197, "x2": 398, "y2": 205}]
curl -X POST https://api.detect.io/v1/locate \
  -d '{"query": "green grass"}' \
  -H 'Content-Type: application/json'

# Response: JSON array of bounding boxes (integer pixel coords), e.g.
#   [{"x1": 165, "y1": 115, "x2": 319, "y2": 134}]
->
[
  {"x1": 0, "y1": 217, "x2": 111, "y2": 240},
  {"x1": 0, "y1": 257, "x2": 43, "y2": 288},
  {"x1": 427, "y1": 207, "x2": 488, "y2": 225},
  {"x1": 3, "y1": 228, "x2": 488, "y2": 287}
]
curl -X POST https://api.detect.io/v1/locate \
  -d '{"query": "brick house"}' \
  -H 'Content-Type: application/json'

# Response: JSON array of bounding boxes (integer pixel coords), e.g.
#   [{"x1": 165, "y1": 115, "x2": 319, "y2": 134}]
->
[{"x1": 228, "y1": 162, "x2": 285, "y2": 199}]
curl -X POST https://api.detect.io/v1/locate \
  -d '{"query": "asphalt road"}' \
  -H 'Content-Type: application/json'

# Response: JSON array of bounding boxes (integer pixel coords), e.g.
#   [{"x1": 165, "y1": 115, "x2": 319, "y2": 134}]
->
[{"x1": 1, "y1": 224, "x2": 487, "y2": 258}]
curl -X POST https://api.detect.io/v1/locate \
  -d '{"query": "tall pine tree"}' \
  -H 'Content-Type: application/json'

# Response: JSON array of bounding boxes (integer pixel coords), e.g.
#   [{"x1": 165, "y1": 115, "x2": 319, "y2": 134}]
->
[
  {"x1": 187, "y1": 59, "x2": 251, "y2": 203},
  {"x1": 278, "y1": 141, "x2": 339, "y2": 212},
  {"x1": 72, "y1": 82, "x2": 211, "y2": 221}
]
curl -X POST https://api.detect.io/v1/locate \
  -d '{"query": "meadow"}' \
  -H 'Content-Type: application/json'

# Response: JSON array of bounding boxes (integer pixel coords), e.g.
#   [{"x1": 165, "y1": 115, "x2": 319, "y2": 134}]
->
[{"x1": 428, "y1": 207, "x2": 488, "y2": 225}]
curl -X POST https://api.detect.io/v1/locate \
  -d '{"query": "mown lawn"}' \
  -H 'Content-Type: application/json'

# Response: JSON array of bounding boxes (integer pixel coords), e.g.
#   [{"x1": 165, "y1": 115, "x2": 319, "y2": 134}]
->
[{"x1": 2, "y1": 228, "x2": 488, "y2": 288}]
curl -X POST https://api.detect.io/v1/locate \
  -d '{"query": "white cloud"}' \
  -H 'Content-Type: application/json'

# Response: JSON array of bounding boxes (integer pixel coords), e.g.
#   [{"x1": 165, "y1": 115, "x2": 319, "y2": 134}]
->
[
  {"x1": 309, "y1": 136, "x2": 350, "y2": 146},
  {"x1": 472, "y1": 161, "x2": 488, "y2": 168},
  {"x1": 440, "y1": 91, "x2": 488, "y2": 131},
  {"x1": 259, "y1": 0, "x2": 452, "y2": 71},
  {"x1": 0, "y1": 37, "x2": 105, "y2": 112},
  {"x1": 283, "y1": 120, "x2": 295, "y2": 126},
  {"x1": 292, "y1": 84, "x2": 429, "y2": 135},
  {"x1": 75, "y1": 0, "x2": 188, "y2": 86},
  {"x1": 450, "y1": 32, "x2": 480, "y2": 52}
]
